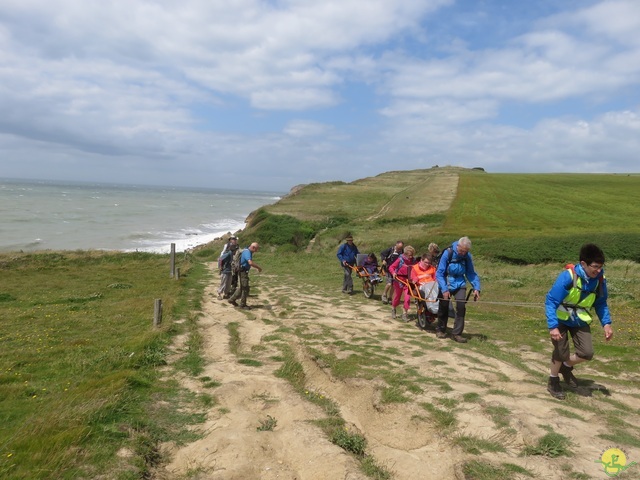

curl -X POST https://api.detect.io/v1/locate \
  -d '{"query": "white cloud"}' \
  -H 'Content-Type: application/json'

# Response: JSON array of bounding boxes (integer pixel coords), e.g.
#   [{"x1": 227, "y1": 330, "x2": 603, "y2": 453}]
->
[{"x1": 0, "y1": 0, "x2": 638, "y2": 191}]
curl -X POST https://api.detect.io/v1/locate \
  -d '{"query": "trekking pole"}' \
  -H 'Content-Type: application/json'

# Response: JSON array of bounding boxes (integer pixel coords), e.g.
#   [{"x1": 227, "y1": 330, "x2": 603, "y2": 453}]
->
[{"x1": 466, "y1": 289, "x2": 474, "y2": 302}]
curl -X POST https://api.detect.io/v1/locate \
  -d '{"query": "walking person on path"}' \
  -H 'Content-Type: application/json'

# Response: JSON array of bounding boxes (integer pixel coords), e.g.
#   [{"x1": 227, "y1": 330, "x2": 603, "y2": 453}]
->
[
  {"x1": 435, "y1": 236, "x2": 480, "y2": 343},
  {"x1": 337, "y1": 235, "x2": 359, "y2": 294},
  {"x1": 217, "y1": 247, "x2": 234, "y2": 300},
  {"x1": 388, "y1": 245, "x2": 417, "y2": 321},
  {"x1": 380, "y1": 240, "x2": 404, "y2": 304},
  {"x1": 227, "y1": 242, "x2": 262, "y2": 309},
  {"x1": 220, "y1": 236, "x2": 239, "y2": 298},
  {"x1": 545, "y1": 243, "x2": 613, "y2": 400}
]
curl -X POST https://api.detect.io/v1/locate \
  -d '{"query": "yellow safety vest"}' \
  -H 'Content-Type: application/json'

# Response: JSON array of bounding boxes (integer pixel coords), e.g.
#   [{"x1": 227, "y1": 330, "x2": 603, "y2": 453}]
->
[{"x1": 556, "y1": 268, "x2": 599, "y2": 324}]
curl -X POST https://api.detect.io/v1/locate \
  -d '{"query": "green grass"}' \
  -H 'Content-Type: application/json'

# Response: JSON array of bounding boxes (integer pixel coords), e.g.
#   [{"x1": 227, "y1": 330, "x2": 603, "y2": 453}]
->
[
  {"x1": 521, "y1": 431, "x2": 573, "y2": 458},
  {"x1": 462, "y1": 460, "x2": 534, "y2": 479},
  {"x1": 419, "y1": 402, "x2": 457, "y2": 430},
  {"x1": 0, "y1": 251, "x2": 208, "y2": 479},
  {"x1": 330, "y1": 428, "x2": 367, "y2": 455},
  {"x1": 453, "y1": 435, "x2": 507, "y2": 454}
]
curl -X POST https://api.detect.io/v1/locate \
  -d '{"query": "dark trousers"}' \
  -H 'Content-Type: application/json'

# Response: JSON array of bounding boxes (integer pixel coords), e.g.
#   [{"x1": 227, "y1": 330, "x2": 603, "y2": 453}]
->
[{"x1": 436, "y1": 288, "x2": 467, "y2": 335}]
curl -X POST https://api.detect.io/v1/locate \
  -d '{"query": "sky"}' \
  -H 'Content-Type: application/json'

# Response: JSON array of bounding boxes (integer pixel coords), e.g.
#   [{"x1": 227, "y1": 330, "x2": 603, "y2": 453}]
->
[{"x1": 1, "y1": 0, "x2": 639, "y2": 192}]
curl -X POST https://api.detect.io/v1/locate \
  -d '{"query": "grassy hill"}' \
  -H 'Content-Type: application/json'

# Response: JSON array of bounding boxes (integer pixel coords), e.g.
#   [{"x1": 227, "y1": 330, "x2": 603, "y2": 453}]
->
[
  {"x1": 2, "y1": 168, "x2": 639, "y2": 479},
  {"x1": 243, "y1": 168, "x2": 640, "y2": 263}
]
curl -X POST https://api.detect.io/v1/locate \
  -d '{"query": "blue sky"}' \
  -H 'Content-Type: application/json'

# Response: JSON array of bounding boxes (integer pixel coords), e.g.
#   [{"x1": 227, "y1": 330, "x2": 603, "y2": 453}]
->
[{"x1": 1, "y1": 0, "x2": 639, "y2": 192}]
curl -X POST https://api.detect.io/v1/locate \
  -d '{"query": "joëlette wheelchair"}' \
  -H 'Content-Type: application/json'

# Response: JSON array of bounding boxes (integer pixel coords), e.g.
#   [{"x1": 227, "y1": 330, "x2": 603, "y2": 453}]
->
[
  {"x1": 394, "y1": 277, "x2": 439, "y2": 329},
  {"x1": 348, "y1": 254, "x2": 385, "y2": 299}
]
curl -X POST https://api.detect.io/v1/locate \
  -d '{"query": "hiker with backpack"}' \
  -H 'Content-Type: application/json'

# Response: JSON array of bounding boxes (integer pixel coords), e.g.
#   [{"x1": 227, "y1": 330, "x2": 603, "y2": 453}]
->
[
  {"x1": 218, "y1": 236, "x2": 239, "y2": 299},
  {"x1": 227, "y1": 242, "x2": 262, "y2": 309},
  {"x1": 545, "y1": 243, "x2": 613, "y2": 400},
  {"x1": 380, "y1": 240, "x2": 404, "y2": 304},
  {"x1": 388, "y1": 245, "x2": 417, "y2": 321},
  {"x1": 435, "y1": 237, "x2": 481, "y2": 343},
  {"x1": 217, "y1": 246, "x2": 234, "y2": 300}
]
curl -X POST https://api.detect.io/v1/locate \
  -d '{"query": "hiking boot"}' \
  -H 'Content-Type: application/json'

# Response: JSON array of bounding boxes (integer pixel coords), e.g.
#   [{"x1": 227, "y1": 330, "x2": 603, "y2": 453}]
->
[
  {"x1": 228, "y1": 299, "x2": 238, "y2": 307},
  {"x1": 559, "y1": 363, "x2": 579, "y2": 388},
  {"x1": 391, "y1": 308, "x2": 397, "y2": 319},
  {"x1": 402, "y1": 312, "x2": 409, "y2": 322},
  {"x1": 239, "y1": 305, "x2": 251, "y2": 310},
  {"x1": 436, "y1": 331, "x2": 447, "y2": 339},
  {"x1": 453, "y1": 335, "x2": 467, "y2": 343},
  {"x1": 381, "y1": 295, "x2": 388, "y2": 304},
  {"x1": 547, "y1": 376, "x2": 566, "y2": 400},
  {"x1": 217, "y1": 293, "x2": 223, "y2": 300}
]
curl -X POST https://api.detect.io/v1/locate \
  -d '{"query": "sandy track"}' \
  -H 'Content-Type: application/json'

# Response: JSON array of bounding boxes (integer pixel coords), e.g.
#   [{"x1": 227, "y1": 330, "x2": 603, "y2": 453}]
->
[{"x1": 157, "y1": 268, "x2": 640, "y2": 480}]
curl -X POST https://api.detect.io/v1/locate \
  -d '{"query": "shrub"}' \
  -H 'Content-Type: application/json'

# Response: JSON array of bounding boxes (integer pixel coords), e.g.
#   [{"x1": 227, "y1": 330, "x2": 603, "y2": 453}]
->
[{"x1": 247, "y1": 208, "x2": 317, "y2": 249}]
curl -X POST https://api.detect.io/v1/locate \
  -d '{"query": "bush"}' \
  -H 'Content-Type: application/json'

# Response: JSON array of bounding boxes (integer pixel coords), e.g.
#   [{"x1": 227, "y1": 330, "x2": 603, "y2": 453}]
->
[{"x1": 247, "y1": 208, "x2": 324, "y2": 250}]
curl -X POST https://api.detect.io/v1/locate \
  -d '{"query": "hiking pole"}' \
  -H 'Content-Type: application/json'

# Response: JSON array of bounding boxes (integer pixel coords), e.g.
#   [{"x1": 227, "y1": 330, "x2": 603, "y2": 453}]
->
[{"x1": 466, "y1": 289, "x2": 474, "y2": 302}]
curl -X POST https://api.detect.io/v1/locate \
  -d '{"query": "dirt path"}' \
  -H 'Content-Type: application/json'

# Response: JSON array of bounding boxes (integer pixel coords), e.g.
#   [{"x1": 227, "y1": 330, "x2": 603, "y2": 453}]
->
[{"x1": 157, "y1": 270, "x2": 640, "y2": 480}]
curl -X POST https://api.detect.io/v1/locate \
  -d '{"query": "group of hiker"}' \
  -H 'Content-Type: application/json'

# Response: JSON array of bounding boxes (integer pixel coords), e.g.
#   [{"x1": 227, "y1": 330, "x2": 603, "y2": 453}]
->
[
  {"x1": 338, "y1": 235, "x2": 615, "y2": 400},
  {"x1": 216, "y1": 235, "x2": 262, "y2": 310},
  {"x1": 214, "y1": 232, "x2": 615, "y2": 401},
  {"x1": 338, "y1": 235, "x2": 480, "y2": 343}
]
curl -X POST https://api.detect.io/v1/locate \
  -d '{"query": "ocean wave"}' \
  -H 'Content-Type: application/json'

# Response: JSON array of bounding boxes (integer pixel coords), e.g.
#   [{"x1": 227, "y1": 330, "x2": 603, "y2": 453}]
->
[{"x1": 125, "y1": 221, "x2": 245, "y2": 254}]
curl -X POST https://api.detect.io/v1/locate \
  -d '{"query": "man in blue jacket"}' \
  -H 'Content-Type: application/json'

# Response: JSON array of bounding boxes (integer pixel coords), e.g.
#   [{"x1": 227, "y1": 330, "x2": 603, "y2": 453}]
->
[
  {"x1": 545, "y1": 243, "x2": 613, "y2": 400},
  {"x1": 337, "y1": 235, "x2": 359, "y2": 294},
  {"x1": 435, "y1": 236, "x2": 481, "y2": 343},
  {"x1": 228, "y1": 242, "x2": 262, "y2": 309}
]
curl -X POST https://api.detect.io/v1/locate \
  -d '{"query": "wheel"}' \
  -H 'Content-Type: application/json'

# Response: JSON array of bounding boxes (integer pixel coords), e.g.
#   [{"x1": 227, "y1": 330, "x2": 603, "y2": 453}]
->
[
  {"x1": 363, "y1": 280, "x2": 374, "y2": 298},
  {"x1": 417, "y1": 303, "x2": 428, "y2": 329}
]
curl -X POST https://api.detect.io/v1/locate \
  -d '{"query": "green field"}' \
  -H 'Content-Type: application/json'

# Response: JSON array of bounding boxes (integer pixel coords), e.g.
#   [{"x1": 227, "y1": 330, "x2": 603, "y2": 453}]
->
[
  {"x1": 1, "y1": 169, "x2": 639, "y2": 479},
  {"x1": 0, "y1": 251, "x2": 210, "y2": 479},
  {"x1": 257, "y1": 169, "x2": 640, "y2": 262}
]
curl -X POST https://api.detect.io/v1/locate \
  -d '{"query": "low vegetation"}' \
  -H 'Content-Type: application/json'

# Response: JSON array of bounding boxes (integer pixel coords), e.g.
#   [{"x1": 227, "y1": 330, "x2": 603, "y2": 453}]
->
[{"x1": 0, "y1": 251, "x2": 208, "y2": 479}]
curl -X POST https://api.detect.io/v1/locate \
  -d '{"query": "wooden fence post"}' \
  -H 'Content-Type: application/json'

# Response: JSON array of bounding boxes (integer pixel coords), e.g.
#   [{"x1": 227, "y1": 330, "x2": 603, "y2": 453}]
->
[
  {"x1": 170, "y1": 243, "x2": 176, "y2": 278},
  {"x1": 153, "y1": 299, "x2": 163, "y2": 327}
]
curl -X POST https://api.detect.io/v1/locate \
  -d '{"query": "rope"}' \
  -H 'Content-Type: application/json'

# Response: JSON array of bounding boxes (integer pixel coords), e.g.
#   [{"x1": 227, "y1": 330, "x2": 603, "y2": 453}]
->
[{"x1": 389, "y1": 274, "x2": 545, "y2": 309}]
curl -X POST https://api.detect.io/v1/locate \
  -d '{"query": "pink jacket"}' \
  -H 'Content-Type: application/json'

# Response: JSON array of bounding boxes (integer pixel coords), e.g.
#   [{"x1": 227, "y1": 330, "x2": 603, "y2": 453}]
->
[{"x1": 388, "y1": 254, "x2": 416, "y2": 280}]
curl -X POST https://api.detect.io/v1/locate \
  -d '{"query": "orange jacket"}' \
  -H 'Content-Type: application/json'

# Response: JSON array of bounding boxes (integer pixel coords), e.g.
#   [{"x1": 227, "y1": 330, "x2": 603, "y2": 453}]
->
[{"x1": 411, "y1": 262, "x2": 436, "y2": 285}]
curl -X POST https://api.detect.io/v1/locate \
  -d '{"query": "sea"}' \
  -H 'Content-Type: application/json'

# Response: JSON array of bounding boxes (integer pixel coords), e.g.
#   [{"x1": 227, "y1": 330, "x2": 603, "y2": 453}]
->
[{"x1": 0, "y1": 178, "x2": 283, "y2": 254}]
